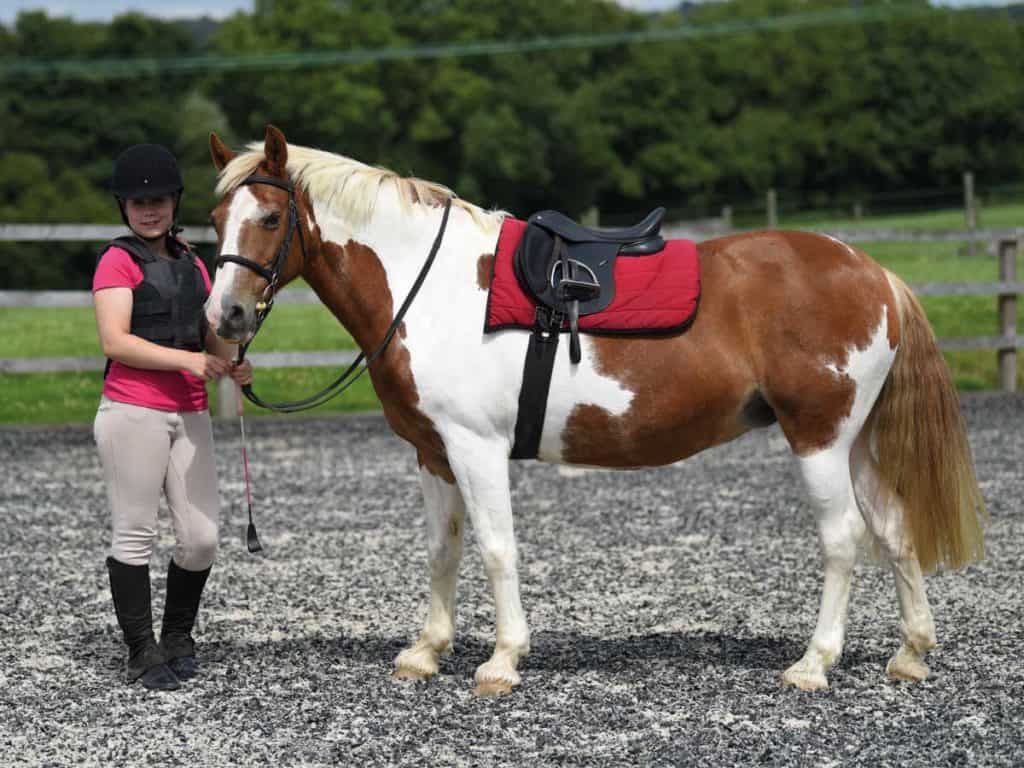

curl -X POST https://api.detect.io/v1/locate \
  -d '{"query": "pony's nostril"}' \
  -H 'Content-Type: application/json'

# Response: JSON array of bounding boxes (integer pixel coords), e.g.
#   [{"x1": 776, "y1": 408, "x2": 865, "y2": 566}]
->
[{"x1": 225, "y1": 304, "x2": 245, "y2": 323}]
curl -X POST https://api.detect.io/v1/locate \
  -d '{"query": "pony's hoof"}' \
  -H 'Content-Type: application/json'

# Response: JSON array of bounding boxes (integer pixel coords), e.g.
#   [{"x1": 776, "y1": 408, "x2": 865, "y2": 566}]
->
[
  {"x1": 393, "y1": 646, "x2": 440, "y2": 681},
  {"x1": 886, "y1": 650, "x2": 929, "y2": 682},
  {"x1": 473, "y1": 679, "x2": 516, "y2": 697},
  {"x1": 473, "y1": 660, "x2": 521, "y2": 697},
  {"x1": 781, "y1": 663, "x2": 829, "y2": 692}
]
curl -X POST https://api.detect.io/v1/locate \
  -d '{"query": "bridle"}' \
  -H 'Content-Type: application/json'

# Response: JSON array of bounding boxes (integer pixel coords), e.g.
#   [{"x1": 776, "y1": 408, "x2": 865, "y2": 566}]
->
[
  {"x1": 214, "y1": 174, "x2": 307, "y2": 340},
  {"x1": 213, "y1": 172, "x2": 452, "y2": 413}
]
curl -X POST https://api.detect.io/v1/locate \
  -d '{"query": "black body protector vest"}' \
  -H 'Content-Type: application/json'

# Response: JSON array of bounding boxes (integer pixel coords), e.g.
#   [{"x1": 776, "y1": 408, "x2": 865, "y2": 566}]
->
[{"x1": 99, "y1": 235, "x2": 208, "y2": 369}]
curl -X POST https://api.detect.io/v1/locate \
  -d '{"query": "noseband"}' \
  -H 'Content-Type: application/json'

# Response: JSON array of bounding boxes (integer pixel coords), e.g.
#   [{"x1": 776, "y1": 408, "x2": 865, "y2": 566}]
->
[{"x1": 214, "y1": 174, "x2": 308, "y2": 334}]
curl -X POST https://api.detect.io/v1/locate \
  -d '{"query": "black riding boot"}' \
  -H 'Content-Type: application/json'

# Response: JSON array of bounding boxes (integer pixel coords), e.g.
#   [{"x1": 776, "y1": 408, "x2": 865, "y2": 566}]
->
[
  {"x1": 106, "y1": 557, "x2": 180, "y2": 691},
  {"x1": 160, "y1": 559, "x2": 211, "y2": 681}
]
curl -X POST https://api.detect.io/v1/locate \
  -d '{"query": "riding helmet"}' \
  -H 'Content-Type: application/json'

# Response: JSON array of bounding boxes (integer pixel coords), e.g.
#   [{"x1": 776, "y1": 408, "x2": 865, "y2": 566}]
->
[{"x1": 111, "y1": 144, "x2": 184, "y2": 199}]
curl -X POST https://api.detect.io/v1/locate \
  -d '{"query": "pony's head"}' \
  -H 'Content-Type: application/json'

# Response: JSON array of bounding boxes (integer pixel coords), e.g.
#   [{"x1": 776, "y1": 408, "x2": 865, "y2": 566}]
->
[{"x1": 206, "y1": 124, "x2": 313, "y2": 344}]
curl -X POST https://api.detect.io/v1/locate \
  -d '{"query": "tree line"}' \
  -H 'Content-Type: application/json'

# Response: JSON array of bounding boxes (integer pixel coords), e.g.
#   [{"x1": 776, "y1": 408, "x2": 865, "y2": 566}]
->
[{"x1": 1, "y1": 0, "x2": 1021, "y2": 288}]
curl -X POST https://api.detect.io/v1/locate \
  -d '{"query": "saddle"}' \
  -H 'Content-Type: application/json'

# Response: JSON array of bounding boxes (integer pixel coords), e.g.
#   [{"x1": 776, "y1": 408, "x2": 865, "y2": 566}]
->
[
  {"x1": 486, "y1": 209, "x2": 699, "y2": 461},
  {"x1": 513, "y1": 208, "x2": 666, "y2": 364}
]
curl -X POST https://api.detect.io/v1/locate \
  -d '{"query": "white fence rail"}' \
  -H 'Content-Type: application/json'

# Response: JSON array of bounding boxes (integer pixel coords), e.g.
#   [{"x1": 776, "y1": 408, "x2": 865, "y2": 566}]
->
[{"x1": 0, "y1": 226, "x2": 1020, "y2": 405}]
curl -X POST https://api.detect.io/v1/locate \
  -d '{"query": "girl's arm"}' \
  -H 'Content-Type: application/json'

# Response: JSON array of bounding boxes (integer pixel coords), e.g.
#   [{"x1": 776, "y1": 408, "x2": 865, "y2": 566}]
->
[{"x1": 94, "y1": 287, "x2": 230, "y2": 381}]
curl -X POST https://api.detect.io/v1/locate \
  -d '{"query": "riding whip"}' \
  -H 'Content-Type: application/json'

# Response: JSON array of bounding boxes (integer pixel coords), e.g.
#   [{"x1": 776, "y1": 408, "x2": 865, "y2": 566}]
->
[{"x1": 236, "y1": 382, "x2": 263, "y2": 554}]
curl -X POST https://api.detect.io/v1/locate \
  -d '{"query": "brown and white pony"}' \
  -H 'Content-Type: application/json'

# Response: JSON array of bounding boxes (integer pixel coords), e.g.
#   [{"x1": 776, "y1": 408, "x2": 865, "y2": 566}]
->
[{"x1": 205, "y1": 125, "x2": 985, "y2": 695}]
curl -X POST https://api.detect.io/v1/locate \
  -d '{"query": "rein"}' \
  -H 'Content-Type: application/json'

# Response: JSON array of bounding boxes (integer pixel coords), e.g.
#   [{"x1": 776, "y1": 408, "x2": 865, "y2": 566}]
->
[{"x1": 217, "y1": 174, "x2": 452, "y2": 413}]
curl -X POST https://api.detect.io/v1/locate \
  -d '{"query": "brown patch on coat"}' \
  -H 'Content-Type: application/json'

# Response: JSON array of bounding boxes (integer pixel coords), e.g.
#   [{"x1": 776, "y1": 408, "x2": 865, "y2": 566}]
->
[
  {"x1": 560, "y1": 231, "x2": 896, "y2": 464},
  {"x1": 306, "y1": 239, "x2": 454, "y2": 482},
  {"x1": 477, "y1": 253, "x2": 495, "y2": 291},
  {"x1": 418, "y1": 449, "x2": 457, "y2": 485}
]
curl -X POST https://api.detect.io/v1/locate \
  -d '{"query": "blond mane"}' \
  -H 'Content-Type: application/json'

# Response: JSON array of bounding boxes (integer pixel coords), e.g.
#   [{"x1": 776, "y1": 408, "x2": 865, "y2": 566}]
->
[{"x1": 215, "y1": 142, "x2": 503, "y2": 233}]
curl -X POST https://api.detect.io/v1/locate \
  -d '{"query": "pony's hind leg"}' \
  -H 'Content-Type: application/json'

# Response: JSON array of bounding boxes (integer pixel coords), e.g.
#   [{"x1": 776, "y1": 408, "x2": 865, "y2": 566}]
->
[
  {"x1": 394, "y1": 464, "x2": 466, "y2": 681},
  {"x1": 782, "y1": 446, "x2": 868, "y2": 691},
  {"x1": 850, "y1": 436, "x2": 936, "y2": 682}
]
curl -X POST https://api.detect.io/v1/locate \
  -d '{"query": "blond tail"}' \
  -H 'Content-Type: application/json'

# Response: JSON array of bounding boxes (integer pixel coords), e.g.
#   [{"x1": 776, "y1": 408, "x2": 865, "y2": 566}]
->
[{"x1": 873, "y1": 272, "x2": 987, "y2": 573}]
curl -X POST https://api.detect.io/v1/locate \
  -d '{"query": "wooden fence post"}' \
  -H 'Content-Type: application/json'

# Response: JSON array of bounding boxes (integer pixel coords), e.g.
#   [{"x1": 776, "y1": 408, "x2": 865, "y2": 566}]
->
[
  {"x1": 766, "y1": 189, "x2": 777, "y2": 229},
  {"x1": 964, "y1": 171, "x2": 977, "y2": 257},
  {"x1": 998, "y1": 238, "x2": 1018, "y2": 393},
  {"x1": 721, "y1": 205, "x2": 733, "y2": 231}
]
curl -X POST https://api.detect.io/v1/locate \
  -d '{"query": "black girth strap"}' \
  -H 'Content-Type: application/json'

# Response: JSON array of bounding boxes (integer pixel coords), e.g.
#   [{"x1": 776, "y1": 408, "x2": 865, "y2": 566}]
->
[{"x1": 510, "y1": 306, "x2": 562, "y2": 460}]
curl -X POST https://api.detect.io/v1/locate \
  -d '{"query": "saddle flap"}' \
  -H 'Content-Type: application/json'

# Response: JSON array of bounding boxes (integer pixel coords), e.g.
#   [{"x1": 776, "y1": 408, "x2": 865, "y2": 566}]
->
[
  {"x1": 513, "y1": 222, "x2": 557, "y2": 302},
  {"x1": 513, "y1": 226, "x2": 618, "y2": 317}
]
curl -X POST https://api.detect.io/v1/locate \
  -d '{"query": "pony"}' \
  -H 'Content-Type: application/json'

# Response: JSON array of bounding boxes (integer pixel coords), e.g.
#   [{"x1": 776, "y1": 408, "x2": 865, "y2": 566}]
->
[{"x1": 204, "y1": 125, "x2": 985, "y2": 695}]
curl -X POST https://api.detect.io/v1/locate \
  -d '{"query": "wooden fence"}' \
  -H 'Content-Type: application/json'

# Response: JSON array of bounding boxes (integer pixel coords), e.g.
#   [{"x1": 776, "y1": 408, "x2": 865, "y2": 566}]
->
[{"x1": 0, "y1": 225, "x2": 1020, "y2": 416}]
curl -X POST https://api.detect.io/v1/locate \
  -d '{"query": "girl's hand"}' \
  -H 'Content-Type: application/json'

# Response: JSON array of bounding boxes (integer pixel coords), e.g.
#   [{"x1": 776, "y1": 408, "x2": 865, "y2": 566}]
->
[
  {"x1": 230, "y1": 359, "x2": 253, "y2": 386},
  {"x1": 184, "y1": 352, "x2": 231, "y2": 381}
]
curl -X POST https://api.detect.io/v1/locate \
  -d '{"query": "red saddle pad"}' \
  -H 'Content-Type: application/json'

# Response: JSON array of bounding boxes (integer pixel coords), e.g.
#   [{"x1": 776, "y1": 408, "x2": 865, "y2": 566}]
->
[{"x1": 484, "y1": 217, "x2": 700, "y2": 334}]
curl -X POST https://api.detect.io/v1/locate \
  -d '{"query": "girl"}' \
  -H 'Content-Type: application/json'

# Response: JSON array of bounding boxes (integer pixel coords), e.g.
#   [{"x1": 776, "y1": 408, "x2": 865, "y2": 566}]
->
[{"x1": 93, "y1": 143, "x2": 251, "y2": 690}]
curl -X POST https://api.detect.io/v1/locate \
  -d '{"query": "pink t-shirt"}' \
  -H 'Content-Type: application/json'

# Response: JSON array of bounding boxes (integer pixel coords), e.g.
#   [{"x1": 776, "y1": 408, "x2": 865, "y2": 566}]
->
[{"x1": 93, "y1": 246, "x2": 212, "y2": 412}]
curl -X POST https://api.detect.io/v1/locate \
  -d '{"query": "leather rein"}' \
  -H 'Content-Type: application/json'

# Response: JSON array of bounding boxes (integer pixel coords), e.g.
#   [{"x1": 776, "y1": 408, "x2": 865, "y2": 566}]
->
[{"x1": 215, "y1": 173, "x2": 452, "y2": 413}]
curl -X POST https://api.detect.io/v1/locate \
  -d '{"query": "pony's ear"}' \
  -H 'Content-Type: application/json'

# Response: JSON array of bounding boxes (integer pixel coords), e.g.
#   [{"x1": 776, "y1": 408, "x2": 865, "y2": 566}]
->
[
  {"x1": 209, "y1": 132, "x2": 235, "y2": 172},
  {"x1": 264, "y1": 124, "x2": 288, "y2": 177}
]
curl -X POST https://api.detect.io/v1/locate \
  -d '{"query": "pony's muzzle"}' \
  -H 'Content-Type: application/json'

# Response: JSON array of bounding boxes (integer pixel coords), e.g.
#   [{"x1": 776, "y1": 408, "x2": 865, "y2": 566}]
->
[{"x1": 216, "y1": 299, "x2": 254, "y2": 343}]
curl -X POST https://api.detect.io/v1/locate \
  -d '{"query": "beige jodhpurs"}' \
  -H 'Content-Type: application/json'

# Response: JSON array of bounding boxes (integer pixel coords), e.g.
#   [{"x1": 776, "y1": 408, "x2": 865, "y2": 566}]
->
[{"x1": 94, "y1": 397, "x2": 219, "y2": 570}]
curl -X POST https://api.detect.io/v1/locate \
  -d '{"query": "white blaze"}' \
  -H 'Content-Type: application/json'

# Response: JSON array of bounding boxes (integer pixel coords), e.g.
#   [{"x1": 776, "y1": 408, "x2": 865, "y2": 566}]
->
[{"x1": 205, "y1": 188, "x2": 265, "y2": 327}]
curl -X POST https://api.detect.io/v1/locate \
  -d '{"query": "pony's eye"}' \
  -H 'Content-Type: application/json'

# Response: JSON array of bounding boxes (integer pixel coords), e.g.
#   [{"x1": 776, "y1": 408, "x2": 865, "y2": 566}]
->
[{"x1": 262, "y1": 213, "x2": 281, "y2": 229}]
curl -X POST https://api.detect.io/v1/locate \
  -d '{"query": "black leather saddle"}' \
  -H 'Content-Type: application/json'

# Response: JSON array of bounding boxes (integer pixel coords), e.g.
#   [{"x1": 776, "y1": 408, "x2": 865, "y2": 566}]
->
[{"x1": 513, "y1": 207, "x2": 666, "y2": 363}]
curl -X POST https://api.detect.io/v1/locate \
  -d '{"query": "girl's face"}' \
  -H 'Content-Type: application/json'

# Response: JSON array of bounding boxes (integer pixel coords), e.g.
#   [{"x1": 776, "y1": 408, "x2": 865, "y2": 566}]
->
[{"x1": 124, "y1": 195, "x2": 175, "y2": 239}]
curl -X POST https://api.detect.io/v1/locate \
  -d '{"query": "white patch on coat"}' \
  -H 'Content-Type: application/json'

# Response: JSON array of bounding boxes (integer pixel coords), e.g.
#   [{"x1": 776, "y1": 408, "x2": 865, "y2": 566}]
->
[
  {"x1": 206, "y1": 187, "x2": 265, "y2": 326},
  {"x1": 312, "y1": 185, "x2": 635, "y2": 465},
  {"x1": 536, "y1": 341, "x2": 634, "y2": 462},
  {"x1": 822, "y1": 305, "x2": 896, "y2": 450}
]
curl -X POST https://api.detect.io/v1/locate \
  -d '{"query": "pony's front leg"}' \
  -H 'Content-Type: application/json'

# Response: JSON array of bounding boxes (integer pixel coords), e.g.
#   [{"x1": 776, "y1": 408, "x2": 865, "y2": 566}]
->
[
  {"x1": 446, "y1": 430, "x2": 530, "y2": 696},
  {"x1": 394, "y1": 464, "x2": 466, "y2": 682}
]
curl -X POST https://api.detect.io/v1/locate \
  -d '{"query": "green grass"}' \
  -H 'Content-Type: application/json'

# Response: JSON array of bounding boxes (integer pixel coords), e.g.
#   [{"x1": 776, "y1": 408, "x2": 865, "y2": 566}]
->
[
  {"x1": 2, "y1": 205, "x2": 1021, "y2": 424},
  {"x1": 860, "y1": 240, "x2": 1024, "y2": 392},
  {"x1": 0, "y1": 301, "x2": 380, "y2": 424},
  {"x1": 0, "y1": 368, "x2": 381, "y2": 425},
  {"x1": 781, "y1": 200, "x2": 1024, "y2": 231},
  {"x1": 0, "y1": 303, "x2": 350, "y2": 358}
]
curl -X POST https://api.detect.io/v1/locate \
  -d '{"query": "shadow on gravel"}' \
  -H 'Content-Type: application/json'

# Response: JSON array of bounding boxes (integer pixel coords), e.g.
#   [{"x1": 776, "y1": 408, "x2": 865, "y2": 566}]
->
[
  {"x1": 191, "y1": 630, "x2": 879, "y2": 679},
  {"x1": 519, "y1": 631, "x2": 874, "y2": 673}
]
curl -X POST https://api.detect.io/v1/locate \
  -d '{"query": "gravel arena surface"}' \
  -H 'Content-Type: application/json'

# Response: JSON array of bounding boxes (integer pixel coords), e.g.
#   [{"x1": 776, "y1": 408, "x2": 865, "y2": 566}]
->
[{"x1": 1, "y1": 393, "x2": 1022, "y2": 767}]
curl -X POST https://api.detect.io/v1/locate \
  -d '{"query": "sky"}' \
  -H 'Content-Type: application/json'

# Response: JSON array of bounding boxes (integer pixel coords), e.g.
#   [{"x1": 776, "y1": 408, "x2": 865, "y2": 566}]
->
[{"x1": 0, "y1": 0, "x2": 1005, "y2": 26}]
